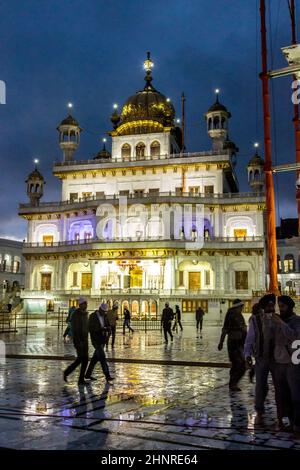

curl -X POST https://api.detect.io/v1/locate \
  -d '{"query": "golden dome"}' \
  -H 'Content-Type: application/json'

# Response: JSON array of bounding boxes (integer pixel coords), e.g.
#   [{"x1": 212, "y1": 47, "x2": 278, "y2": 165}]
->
[{"x1": 112, "y1": 53, "x2": 175, "y2": 135}]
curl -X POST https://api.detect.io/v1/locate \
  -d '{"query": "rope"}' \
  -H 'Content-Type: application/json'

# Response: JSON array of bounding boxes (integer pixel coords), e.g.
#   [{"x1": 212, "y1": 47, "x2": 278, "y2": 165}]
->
[{"x1": 268, "y1": 0, "x2": 281, "y2": 225}]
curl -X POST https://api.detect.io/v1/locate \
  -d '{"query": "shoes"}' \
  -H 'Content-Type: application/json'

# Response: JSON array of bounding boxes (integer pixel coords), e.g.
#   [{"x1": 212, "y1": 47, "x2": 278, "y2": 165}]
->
[
  {"x1": 85, "y1": 375, "x2": 97, "y2": 381},
  {"x1": 106, "y1": 376, "x2": 114, "y2": 382},
  {"x1": 254, "y1": 412, "x2": 264, "y2": 425},
  {"x1": 63, "y1": 372, "x2": 68, "y2": 383},
  {"x1": 229, "y1": 385, "x2": 241, "y2": 392},
  {"x1": 78, "y1": 380, "x2": 89, "y2": 386}
]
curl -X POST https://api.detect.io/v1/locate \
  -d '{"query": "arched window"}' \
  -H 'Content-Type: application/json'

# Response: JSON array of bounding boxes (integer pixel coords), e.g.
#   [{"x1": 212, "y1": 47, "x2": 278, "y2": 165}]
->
[
  {"x1": 254, "y1": 169, "x2": 260, "y2": 181},
  {"x1": 213, "y1": 116, "x2": 220, "y2": 129},
  {"x1": 284, "y1": 254, "x2": 295, "y2": 273},
  {"x1": 221, "y1": 116, "x2": 226, "y2": 129},
  {"x1": 208, "y1": 118, "x2": 212, "y2": 130},
  {"x1": 121, "y1": 143, "x2": 131, "y2": 160},
  {"x1": 136, "y1": 142, "x2": 146, "y2": 159},
  {"x1": 277, "y1": 255, "x2": 282, "y2": 272},
  {"x1": 150, "y1": 141, "x2": 160, "y2": 157}
]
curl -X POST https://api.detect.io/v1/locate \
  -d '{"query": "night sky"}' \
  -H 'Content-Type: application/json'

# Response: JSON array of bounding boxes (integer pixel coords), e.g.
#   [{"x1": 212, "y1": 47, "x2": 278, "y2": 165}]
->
[{"x1": 0, "y1": 0, "x2": 298, "y2": 240}]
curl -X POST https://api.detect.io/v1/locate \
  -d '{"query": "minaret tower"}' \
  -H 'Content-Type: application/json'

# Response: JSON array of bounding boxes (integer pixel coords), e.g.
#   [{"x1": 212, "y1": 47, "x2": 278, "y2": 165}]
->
[
  {"x1": 247, "y1": 143, "x2": 265, "y2": 192},
  {"x1": 205, "y1": 89, "x2": 231, "y2": 151},
  {"x1": 26, "y1": 159, "x2": 45, "y2": 207},
  {"x1": 57, "y1": 103, "x2": 81, "y2": 162}
]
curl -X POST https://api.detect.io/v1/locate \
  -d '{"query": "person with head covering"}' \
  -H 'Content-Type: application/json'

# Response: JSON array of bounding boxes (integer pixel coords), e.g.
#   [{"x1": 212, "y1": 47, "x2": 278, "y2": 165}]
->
[
  {"x1": 218, "y1": 299, "x2": 247, "y2": 391},
  {"x1": 63, "y1": 298, "x2": 89, "y2": 385},
  {"x1": 244, "y1": 297, "x2": 278, "y2": 423},
  {"x1": 161, "y1": 302, "x2": 174, "y2": 344},
  {"x1": 271, "y1": 295, "x2": 300, "y2": 434},
  {"x1": 106, "y1": 301, "x2": 119, "y2": 348},
  {"x1": 85, "y1": 302, "x2": 114, "y2": 382}
]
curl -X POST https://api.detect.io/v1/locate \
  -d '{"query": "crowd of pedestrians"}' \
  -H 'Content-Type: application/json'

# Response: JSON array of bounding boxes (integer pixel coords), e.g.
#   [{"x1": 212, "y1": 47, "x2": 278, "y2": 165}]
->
[
  {"x1": 218, "y1": 294, "x2": 300, "y2": 435},
  {"x1": 61, "y1": 292, "x2": 300, "y2": 436}
]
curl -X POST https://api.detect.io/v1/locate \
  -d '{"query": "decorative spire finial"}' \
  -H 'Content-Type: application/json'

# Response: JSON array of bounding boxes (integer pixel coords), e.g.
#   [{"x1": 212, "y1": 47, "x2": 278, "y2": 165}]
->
[
  {"x1": 215, "y1": 88, "x2": 220, "y2": 102},
  {"x1": 144, "y1": 51, "x2": 154, "y2": 89}
]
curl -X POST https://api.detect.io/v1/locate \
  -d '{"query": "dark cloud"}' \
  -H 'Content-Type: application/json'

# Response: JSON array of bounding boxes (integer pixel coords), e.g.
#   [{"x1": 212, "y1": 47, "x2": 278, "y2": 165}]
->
[{"x1": 0, "y1": 0, "x2": 297, "y2": 239}]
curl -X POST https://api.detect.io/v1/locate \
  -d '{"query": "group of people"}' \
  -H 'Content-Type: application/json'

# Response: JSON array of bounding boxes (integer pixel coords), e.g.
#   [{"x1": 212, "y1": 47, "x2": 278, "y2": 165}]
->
[
  {"x1": 63, "y1": 298, "x2": 137, "y2": 385},
  {"x1": 63, "y1": 299, "x2": 115, "y2": 385},
  {"x1": 161, "y1": 303, "x2": 183, "y2": 343},
  {"x1": 218, "y1": 294, "x2": 300, "y2": 435}
]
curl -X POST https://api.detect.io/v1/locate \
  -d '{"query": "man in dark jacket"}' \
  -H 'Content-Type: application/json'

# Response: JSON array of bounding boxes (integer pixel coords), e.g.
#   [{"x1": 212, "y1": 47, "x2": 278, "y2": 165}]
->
[
  {"x1": 272, "y1": 295, "x2": 300, "y2": 434},
  {"x1": 63, "y1": 297, "x2": 89, "y2": 385},
  {"x1": 161, "y1": 302, "x2": 174, "y2": 343},
  {"x1": 123, "y1": 307, "x2": 134, "y2": 335},
  {"x1": 218, "y1": 299, "x2": 247, "y2": 391},
  {"x1": 244, "y1": 294, "x2": 277, "y2": 424},
  {"x1": 85, "y1": 303, "x2": 113, "y2": 382},
  {"x1": 196, "y1": 306, "x2": 205, "y2": 337}
]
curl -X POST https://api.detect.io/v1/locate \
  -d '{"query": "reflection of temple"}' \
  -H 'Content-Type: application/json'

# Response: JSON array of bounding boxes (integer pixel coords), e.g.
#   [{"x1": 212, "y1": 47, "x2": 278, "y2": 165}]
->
[{"x1": 19, "y1": 53, "x2": 266, "y2": 320}]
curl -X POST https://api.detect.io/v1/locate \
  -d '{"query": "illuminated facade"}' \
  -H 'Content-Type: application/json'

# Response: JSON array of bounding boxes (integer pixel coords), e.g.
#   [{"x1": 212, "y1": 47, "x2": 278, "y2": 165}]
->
[{"x1": 19, "y1": 54, "x2": 266, "y2": 320}]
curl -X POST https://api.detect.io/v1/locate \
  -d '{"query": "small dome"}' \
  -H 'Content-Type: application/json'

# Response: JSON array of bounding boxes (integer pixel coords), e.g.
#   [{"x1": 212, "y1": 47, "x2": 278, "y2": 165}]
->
[
  {"x1": 207, "y1": 97, "x2": 230, "y2": 115},
  {"x1": 59, "y1": 114, "x2": 79, "y2": 127},
  {"x1": 26, "y1": 169, "x2": 44, "y2": 182},
  {"x1": 93, "y1": 143, "x2": 111, "y2": 160},
  {"x1": 248, "y1": 152, "x2": 264, "y2": 167}
]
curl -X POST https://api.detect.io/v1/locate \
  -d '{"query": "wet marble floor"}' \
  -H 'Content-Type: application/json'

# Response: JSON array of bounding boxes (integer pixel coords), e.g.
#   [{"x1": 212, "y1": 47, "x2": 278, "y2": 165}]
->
[
  {"x1": 3, "y1": 322, "x2": 229, "y2": 364},
  {"x1": 1, "y1": 358, "x2": 300, "y2": 450}
]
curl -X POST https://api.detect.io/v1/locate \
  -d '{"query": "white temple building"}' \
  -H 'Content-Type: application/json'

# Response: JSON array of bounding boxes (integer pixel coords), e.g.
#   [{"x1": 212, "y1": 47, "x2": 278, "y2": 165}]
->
[{"x1": 19, "y1": 53, "x2": 266, "y2": 321}]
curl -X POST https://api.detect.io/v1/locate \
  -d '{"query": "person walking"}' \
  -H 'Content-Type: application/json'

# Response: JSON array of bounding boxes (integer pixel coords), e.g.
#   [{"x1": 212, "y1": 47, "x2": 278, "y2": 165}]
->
[
  {"x1": 85, "y1": 303, "x2": 114, "y2": 382},
  {"x1": 218, "y1": 299, "x2": 247, "y2": 392},
  {"x1": 63, "y1": 298, "x2": 89, "y2": 386},
  {"x1": 63, "y1": 305, "x2": 76, "y2": 342},
  {"x1": 172, "y1": 305, "x2": 183, "y2": 332},
  {"x1": 271, "y1": 295, "x2": 300, "y2": 434},
  {"x1": 161, "y1": 302, "x2": 174, "y2": 343},
  {"x1": 196, "y1": 306, "x2": 205, "y2": 337},
  {"x1": 123, "y1": 307, "x2": 134, "y2": 335},
  {"x1": 106, "y1": 301, "x2": 119, "y2": 348},
  {"x1": 244, "y1": 295, "x2": 278, "y2": 424}
]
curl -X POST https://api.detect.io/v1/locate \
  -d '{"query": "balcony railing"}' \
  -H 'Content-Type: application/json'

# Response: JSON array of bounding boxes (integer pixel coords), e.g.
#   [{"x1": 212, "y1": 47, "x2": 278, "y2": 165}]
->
[
  {"x1": 19, "y1": 190, "x2": 265, "y2": 209},
  {"x1": 22, "y1": 235, "x2": 264, "y2": 249},
  {"x1": 21, "y1": 288, "x2": 254, "y2": 298},
  {"x1": 53, "y1": 150, "x2": 229, "y2": 167}
]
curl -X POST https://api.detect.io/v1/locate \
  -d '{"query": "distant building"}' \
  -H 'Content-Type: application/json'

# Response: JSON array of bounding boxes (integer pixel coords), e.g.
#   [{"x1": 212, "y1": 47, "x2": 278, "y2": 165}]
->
[
  {"x1": 276, "y1": 218, "x2": 300, "y2": 295},
  {"x1": 0, "y1": 238, "x2": 25, "y2": 296}
]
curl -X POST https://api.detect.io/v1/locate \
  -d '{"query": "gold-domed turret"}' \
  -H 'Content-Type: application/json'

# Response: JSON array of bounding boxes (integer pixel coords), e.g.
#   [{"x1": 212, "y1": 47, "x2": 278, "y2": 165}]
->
[{"x1": 111, "y1": 53, "x2": 175, "y2": 136}]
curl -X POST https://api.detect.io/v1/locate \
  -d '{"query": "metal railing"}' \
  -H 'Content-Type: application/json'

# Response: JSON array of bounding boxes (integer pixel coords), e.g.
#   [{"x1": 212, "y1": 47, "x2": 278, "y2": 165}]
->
[
  {"x1": 21, "y1": 288, "x2": 254, "y2": 298},
  {"x1": 0, "y1": 301, "x2": 22, "y2": 333},
  {"x1": 53, "y1": 150, "x2": 228, "y2": 167},
  {"x1": 23, "y1": 235, "x2": 264, "y2": 249},
  {"x1": 19, "y1": 190, "x2": 265, "y2": 209}
]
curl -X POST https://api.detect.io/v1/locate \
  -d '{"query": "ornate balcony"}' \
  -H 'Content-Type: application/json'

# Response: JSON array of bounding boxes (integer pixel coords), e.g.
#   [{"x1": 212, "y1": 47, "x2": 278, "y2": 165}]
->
[
  {"x1": 19, "y1": 191, "x2": 265, "y2": 214},
  {"x1": 22, "y1": 235, "x2": 265, "y2": 254},
  {"x1": 21, "y1": 287, "x2": 255, "y2": 299}
]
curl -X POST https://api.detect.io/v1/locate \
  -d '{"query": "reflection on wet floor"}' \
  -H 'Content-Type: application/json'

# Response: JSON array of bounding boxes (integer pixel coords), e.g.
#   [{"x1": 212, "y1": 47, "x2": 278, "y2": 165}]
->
[
  {"x1": 3, "y1": 323, "x2": 229, "y2": 364},
  {"x1": 1, "y1": 358, "x2": 300, "y2": 450}
]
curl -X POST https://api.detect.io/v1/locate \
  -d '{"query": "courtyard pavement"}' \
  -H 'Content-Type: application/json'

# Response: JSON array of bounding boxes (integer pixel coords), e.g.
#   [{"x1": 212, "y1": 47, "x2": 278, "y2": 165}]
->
[{"x1": 1, "y1": 322, "x2": 300, "y2": 450}]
